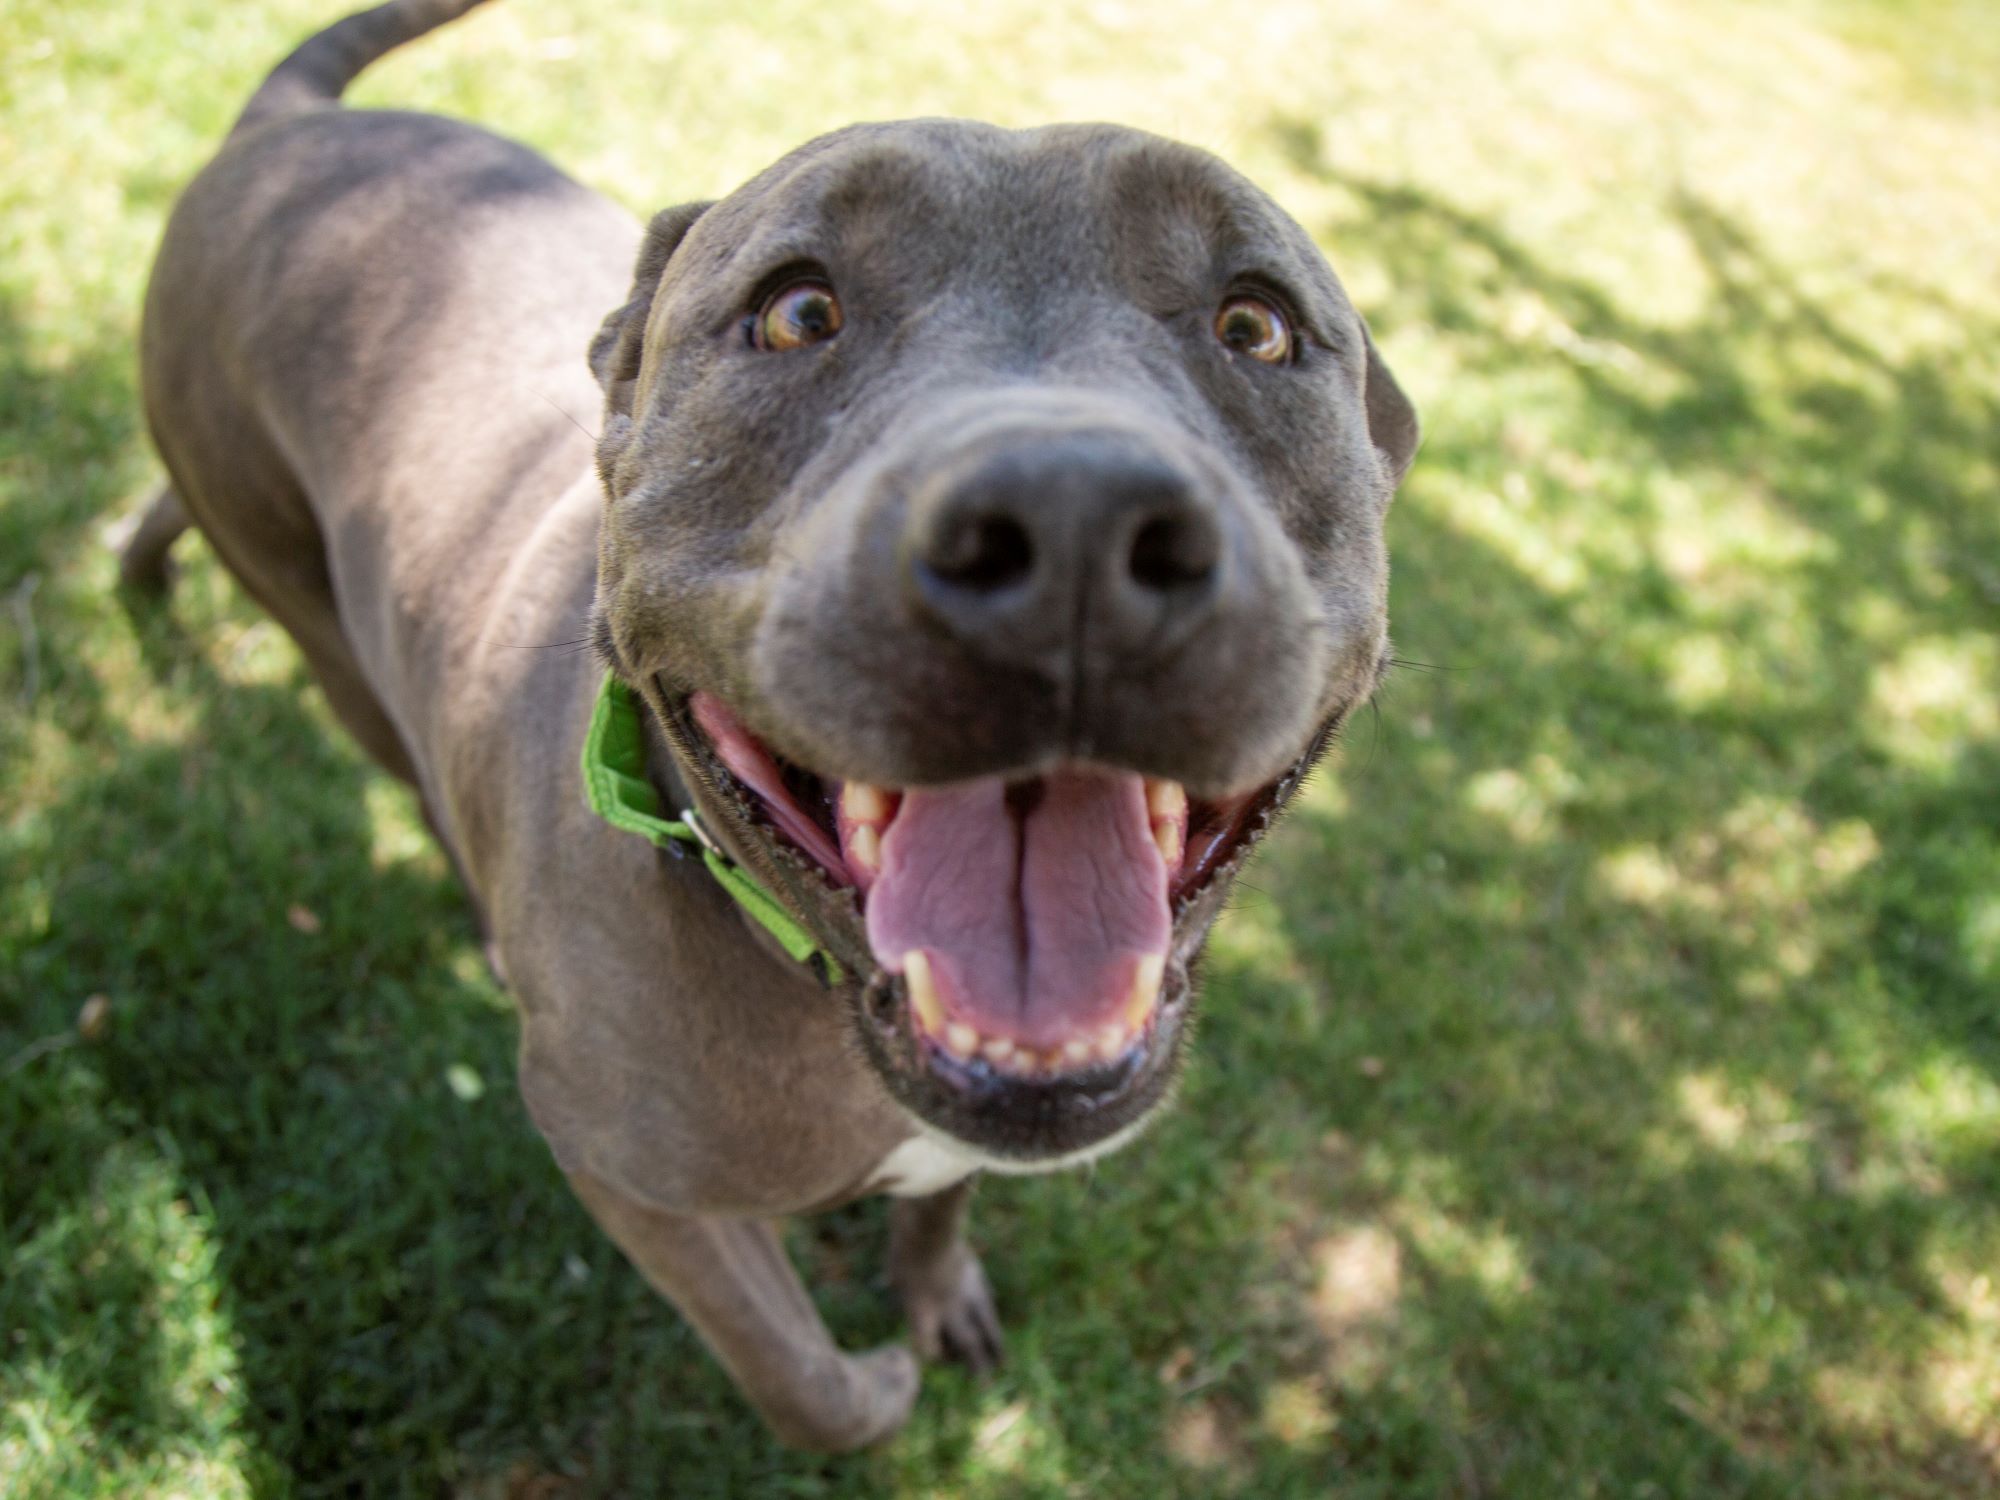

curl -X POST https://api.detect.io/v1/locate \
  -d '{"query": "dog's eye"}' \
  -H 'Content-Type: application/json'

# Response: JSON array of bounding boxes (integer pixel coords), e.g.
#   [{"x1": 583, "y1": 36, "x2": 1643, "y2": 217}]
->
[
  {"x1": 754, "y1": 281, "x2": 843, "y2": 352},
  {"x1": 1214, "y1": 295, "x2": 1291, "y2": 364}
]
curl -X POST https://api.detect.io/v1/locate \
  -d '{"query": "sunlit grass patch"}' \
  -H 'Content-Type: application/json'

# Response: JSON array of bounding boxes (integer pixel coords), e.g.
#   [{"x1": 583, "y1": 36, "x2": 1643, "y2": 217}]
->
[{"x1": 0, "y1": 1142, "x2": 262, "y2": 1497}]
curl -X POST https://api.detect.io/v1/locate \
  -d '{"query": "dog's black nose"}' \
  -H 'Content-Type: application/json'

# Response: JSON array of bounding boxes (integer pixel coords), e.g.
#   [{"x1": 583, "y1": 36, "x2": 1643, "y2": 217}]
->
[{"x1": 907, "y1": 433, "x2": 1224, "y2": 670}]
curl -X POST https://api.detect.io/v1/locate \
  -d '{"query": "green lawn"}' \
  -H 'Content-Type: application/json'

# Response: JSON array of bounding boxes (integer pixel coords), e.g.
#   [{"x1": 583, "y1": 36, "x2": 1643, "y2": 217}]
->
[{"x1": 4, "y1": 0, "x2": 1998, "y2": 1494}]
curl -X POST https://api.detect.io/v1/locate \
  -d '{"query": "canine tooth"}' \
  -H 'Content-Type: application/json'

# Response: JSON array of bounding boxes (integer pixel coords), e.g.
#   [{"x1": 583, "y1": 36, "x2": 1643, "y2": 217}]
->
[
  {"x1": 904, "y1": 951, "x2": 942, "y2": 1034},
  {"x1": 1146, "y1": 778, "x2": 1188, "y2": 822},
  {"x1": 982, "y1": 1036, "x2": 1017, "y2": 1066},
  {"x1": 1153, "y1": 818, "x2": 1184, "y2": 870},
  {"x1": 1125, "y1": 954, "x2": 1166, "y2": 1029},
  {"x1": 847, "y1": 823, "x2": 881, "y2": 878},
  {"x1": 1096, "y1": 1025, "x2": 1129, "y2": 1062},
  {"x1": 945, "y1": 1022, "x2": 980, "y2": 1059},
  {"x1": 841, "y1": 781, "x2": 891, "y2": 825},
  {"x1": 1061, "y1": 1038, "x2": 1093, "y2": 1069}
]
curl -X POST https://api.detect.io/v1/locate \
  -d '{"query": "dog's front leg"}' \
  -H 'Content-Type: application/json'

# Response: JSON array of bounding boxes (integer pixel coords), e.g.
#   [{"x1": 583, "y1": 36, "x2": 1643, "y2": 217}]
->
[
  {"x1": 569, "y1": 1171, "x2": 919, "y2": 1452},
  {"x1": 888, "y1": 1178, "x2": 1003, "y2": 1373}
]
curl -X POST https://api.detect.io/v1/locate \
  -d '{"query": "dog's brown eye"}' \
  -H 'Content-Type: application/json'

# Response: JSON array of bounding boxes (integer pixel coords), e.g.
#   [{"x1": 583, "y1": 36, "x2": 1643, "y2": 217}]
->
[
  {"x1": 1214, "y1": 295, "x2": 1291, "y2": 363},
  {"x1": 755, "y1": 281, "x2": 843, "y2": 351}
]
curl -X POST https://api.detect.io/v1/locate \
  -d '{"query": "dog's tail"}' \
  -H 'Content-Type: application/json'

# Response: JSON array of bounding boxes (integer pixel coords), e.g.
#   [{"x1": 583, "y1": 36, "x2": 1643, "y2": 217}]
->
[{"x1": 233, "y1": 0, "x2": 494, "y2": 137}]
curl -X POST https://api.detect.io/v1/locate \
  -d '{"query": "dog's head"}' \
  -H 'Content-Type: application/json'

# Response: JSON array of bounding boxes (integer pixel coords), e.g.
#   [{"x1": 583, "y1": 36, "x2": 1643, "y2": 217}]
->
[{"x1": 588, "y1": 120, "x2": 1416, "y2": 1169}]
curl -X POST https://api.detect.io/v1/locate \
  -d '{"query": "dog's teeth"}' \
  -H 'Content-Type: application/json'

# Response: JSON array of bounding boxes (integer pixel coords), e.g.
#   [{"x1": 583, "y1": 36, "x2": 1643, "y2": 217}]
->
[
  {"x1": 903, "y1": 951, "x2": 943, "y2": 1034},
  {"x1": 847, "y1": 823, "x2": 881, "y2": 879},
  {"x1": 1125, "y1": 953, "x2": 1166, "y2": 1029},
  {"x1": 841, "y1": 781, "x2": 892, "y2": 825},
  {"x1": 1146, "y1": 778, "x2": 1188, "y2": 822},
  {"x1": 1146, "y1": 779, "x2": 1188, "y2": 872},
  {"x1": 900, "y1": 956, "x2": 1165, "y2": 1075}
]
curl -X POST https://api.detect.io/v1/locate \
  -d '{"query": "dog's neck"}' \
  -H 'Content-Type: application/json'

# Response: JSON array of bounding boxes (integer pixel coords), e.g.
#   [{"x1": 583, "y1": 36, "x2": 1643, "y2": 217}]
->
[{"x1": 622, "y1": 682, "x2": 839, "y2": 982}]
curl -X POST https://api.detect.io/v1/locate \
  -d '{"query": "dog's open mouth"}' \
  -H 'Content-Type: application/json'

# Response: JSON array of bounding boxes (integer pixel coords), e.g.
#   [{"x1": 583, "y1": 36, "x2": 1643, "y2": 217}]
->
[{"x1": 679, "y1": 690, "x2": 1281, "y2": 1084}]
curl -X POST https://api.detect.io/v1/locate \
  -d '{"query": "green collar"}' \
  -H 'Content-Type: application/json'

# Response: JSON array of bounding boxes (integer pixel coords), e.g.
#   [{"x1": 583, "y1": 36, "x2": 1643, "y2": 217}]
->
[{"x1": 581, "y1": 672, "x2": 844, "y2": 985}]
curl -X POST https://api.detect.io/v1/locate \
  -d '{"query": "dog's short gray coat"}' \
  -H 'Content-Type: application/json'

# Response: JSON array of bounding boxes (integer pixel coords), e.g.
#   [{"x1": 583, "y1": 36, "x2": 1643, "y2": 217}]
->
[{"x1": 125, "y1": 0, "x2": 1416, "y2": 1449}]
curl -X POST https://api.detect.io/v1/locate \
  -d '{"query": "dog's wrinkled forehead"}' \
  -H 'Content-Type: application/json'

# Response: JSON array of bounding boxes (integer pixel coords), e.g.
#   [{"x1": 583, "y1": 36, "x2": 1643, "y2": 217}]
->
[{"x1": 645, "y1": 119, "x2": 1362, "y2": 363}]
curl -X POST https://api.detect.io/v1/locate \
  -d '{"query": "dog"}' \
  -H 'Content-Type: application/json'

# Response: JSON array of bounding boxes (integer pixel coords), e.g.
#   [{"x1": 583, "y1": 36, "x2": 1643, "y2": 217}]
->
[{"x1": 123, "y1": 0, "x2": 1418, "y2": 1450}]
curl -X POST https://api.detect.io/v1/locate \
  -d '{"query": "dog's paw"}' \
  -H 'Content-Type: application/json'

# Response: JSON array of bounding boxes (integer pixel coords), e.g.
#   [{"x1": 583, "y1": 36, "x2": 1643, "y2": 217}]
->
[
  {"x1": 898, "y1": 1247, "x2": 1004, "y2": 1375},
  {"x1": 792, "y1": 1344, "x2": 924, "y2": 1448},
  {"x1": 768, "y1": 1343, "x2": 919, "y2": 1453},
  {"x1": 840, "y1": 1343, "x2": 924, "y2": 1450}
]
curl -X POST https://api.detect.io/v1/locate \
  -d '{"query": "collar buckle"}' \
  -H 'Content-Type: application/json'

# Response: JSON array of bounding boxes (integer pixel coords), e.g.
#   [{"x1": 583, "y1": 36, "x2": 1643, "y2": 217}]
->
[{"x1": 679, "y1": 806, "x2": 727, "y2": 862}]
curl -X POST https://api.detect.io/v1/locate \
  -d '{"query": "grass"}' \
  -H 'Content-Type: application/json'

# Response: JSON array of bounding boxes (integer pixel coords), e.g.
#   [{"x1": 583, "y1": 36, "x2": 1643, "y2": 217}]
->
[{"x1": 4, "y1": 0, "x2": 1998, "y2": 1493}]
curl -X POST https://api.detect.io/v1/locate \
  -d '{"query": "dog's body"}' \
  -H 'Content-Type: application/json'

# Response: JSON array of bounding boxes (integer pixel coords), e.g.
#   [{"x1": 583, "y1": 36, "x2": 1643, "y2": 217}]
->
[
  {"x1": 142, "y1": 49, "x2": 920, "y2": 1219},
  {"x1": 129, "y1": 0, "x2": 1415, "y2": 1449}
]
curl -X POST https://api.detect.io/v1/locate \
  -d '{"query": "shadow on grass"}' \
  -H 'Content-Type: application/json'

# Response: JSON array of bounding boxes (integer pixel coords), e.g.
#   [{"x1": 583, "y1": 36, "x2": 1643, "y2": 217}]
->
[
  {"x1": 1, "y1": 614, "x2": 913, "y2": 1494},
  {"x1": 1118, "y1": 122, "x2": 1998, "y2": 1496}
]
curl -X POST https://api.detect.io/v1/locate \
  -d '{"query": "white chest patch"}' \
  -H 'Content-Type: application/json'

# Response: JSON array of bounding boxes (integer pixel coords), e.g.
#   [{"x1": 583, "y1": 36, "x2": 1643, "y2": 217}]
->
[
  {"x1": 867, "y1": 1134, "x2": 986, "y2": 1198},
  {"x1": 865, "y1": 1110, "x2": 1162, "y2": 1197}
]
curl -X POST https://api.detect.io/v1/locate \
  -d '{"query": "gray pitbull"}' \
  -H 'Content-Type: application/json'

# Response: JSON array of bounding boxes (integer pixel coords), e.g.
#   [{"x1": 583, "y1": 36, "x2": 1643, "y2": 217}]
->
[{"x1": 124, "y1": 0, "x2": 1418, "y2": 1451}]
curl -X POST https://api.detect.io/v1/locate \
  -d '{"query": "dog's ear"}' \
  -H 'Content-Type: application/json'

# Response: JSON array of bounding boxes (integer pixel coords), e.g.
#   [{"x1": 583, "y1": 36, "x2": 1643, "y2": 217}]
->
[
  {"x1": 590, "y1": 201, "x2": 714, "y2": 417},
  {"x1": 1361, "y1": 322, "x2": 1420, "y2": 488}
]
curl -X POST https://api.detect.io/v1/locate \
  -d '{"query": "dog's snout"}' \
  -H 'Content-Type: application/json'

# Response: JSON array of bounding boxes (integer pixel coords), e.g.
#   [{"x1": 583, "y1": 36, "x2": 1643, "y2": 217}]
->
[{"x1": 908, "y1": 434, "x2": 1224, "y2": 668}]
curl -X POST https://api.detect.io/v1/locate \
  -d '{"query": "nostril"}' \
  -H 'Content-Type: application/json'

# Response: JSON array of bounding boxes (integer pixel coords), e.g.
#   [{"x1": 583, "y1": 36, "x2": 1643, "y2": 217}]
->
[
  {"x1": 1129, "y1": 512, "x2": 1220, "y2": 591},
  {"x1": 928, "y1": 513, "x2": 1035, "y2": 592}
]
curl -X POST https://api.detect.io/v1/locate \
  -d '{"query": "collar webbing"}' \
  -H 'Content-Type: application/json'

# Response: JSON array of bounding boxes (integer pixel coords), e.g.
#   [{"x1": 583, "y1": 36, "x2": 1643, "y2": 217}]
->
[{"x1": 581, "y1": 673, "x2": 843, "y2": 985}]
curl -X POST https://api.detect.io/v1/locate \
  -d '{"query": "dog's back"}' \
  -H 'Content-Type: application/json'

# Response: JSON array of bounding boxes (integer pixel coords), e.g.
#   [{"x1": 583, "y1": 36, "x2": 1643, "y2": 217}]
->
[{"x1": 135, "y1": 0, "x2": 633, "y2": 804}]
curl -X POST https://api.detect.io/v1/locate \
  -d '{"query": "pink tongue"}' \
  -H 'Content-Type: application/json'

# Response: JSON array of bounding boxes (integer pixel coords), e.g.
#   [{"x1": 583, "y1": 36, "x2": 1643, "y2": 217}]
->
[
  {"x1": 689, "y1": 695, "x2": 847, "y2": 874},
  {"x1": 866, "y1": 769, "x2": 1169, "y2": 1047}
]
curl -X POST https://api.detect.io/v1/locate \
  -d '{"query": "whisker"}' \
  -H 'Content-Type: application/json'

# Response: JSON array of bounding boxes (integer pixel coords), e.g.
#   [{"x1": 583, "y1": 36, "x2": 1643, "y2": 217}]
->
[
  {"x1": 1229, "y1": 877, "x2": 1274, "y2": 914},
  {"x1": 498, "y1": 637, "x2": 594, "y2": 653},
  {"x1": 1387, "y1": 655, "x2": 1459, "y2": 674},
  {"x1": 536, "y1": 390, "x2": 601, "y2": 443}
]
